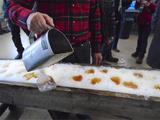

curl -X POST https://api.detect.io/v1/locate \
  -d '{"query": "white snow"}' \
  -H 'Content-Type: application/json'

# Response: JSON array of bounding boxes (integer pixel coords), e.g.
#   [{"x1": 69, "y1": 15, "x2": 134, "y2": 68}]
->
[{"x1": 0, "y1": 60, "x2": 160, "y2": 98}]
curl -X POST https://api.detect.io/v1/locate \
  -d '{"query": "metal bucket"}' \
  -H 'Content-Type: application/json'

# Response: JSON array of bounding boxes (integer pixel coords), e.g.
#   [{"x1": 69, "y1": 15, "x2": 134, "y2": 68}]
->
[{"x1": 22, "y1": 28, "x2": 73, "y2": 71}]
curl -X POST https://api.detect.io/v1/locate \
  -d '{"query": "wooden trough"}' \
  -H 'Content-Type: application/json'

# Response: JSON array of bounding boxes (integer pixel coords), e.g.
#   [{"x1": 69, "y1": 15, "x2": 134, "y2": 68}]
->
[
  {"x1": 0, "y1": 60, "x2": 160, "y2": 119},
  {"x1": 0, "y1": 82, "x2": 160, "y2": 120}
]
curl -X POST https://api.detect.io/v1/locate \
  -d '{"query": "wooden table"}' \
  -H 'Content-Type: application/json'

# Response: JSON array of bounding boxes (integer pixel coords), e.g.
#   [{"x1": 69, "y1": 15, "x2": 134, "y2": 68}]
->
[{"x1": 0, "y1": 83, "x2": 160, "y2": 120}]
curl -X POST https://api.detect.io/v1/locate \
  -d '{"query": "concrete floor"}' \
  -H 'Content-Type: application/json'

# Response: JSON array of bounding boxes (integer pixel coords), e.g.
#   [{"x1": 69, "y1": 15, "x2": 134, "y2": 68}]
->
[
  {"x1": 0, "y1": 30, "x2": 153, "y2": 120},
  {"x1": 112, "y1": 33, "x2": 151, "y2": 69}
]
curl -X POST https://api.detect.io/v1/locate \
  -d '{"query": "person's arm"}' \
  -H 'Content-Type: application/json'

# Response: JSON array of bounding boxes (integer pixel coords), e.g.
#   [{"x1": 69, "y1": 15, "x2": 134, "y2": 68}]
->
[
  {"x1": 90, "y1": 0, "x2": 103, "y2": 65},
  {"x1": 8, "y1": 0, "x2": 35, "y2": 29},
  {"x1": 8, "y1": 0, "x2": 54, "y2": 33}
]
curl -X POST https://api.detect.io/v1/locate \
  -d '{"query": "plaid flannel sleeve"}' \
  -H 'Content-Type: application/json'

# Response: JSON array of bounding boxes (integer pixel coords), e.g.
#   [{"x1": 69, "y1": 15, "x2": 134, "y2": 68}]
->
[
  {"x1": 8, "y1": 0, "x2": 35, "y2": 29},
  {"x1": 90, "y1": 0, "x2": 102, "y2": 53}
]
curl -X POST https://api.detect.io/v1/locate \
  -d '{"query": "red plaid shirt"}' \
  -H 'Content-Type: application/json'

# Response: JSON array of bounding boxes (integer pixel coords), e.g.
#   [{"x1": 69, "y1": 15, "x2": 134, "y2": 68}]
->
[{"x1": 8, "y1": 0, "x2": 102, "y2": 52}]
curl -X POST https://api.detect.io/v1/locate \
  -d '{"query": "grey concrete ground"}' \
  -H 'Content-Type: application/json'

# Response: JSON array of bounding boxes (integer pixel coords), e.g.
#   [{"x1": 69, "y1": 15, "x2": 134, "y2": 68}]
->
[
  {"x1": 112, "y1": 33, "x2": 152, "y2": 69},
  {"x1": 0, "y1": 30, "x2": 153, "y2": 120}
]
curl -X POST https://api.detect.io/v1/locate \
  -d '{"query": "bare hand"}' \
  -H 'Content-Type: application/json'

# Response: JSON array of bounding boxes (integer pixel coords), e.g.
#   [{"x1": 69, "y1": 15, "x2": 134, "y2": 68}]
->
[
  {"x1": 29, "y1": 12, "x2": 54, "y2": 34},
  {"x1": 94, "y1": 53, "x2": 103, "y2": 65},
  {"x1": 143, "y1": 1, "x2": 151, "y2": 6}
]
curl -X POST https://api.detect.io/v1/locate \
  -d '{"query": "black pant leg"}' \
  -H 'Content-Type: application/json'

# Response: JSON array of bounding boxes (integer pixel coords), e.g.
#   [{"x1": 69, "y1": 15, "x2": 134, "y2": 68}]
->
[
  {"x1": 63, "y1": 41, "x2": 91, "y2": 64},
  {"x1": 102, "y1": 42, "x2": 107, "y2": 58},
  {"x1": 107, "y1": 41, "x2": 113, "y2": 58},
  {"x1": 8, "y1": 20, "x2": 24, "y2": 54},
  {"x1": 102, "y1": 41, "x2": 112, "y2": 60},
  {"x1": 139, "y1": 25, "x2": 151, "y2": 58},
  {"x1": 136, "y1": 25, "x2": 143, "y2": 54},
  {"x1": 113, "y1": 17, "x2": 121, "y2": 49},
  {"x1": 74, "y1": 41, "x2": 91, "y2": 64}
]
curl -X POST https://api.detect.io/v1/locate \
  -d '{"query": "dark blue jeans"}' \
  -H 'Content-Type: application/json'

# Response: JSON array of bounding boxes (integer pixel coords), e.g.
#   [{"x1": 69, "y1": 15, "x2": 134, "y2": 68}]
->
[{"x1": 102, "y1": 41, "x2": 112, "y2": 59}]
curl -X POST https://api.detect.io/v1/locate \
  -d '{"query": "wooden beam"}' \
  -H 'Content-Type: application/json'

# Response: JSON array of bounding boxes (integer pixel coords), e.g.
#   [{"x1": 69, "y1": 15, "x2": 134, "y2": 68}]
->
[{"x1": 0, "y1": 84, "x2": 160, "y2": 119}]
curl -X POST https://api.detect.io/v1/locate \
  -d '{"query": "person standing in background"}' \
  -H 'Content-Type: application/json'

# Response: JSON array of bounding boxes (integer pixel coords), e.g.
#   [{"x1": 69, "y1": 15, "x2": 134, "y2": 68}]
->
[
  {"x1": 100, "y1": 0, "x2": 119, "y2": 63},
  {"x1": 112, "y1": 0, "x2": 133, "y2": 52},
  {"x1": 132, "y1": 0, "x2": 156, "y2": 64},
  {"x1": 112, "y1": 0, "x2": 121, "y2": 52}
]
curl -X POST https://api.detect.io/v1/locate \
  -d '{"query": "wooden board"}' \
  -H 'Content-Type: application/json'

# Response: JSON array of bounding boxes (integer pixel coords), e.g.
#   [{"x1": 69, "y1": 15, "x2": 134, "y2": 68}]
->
[{"x1": 1, "y1": 84, "x2": 160, "y2": 119}]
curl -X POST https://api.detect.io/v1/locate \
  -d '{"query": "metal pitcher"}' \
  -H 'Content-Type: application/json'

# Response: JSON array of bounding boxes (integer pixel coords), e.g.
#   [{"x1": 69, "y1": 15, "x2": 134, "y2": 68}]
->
[{"x1": 22, "y1": 28, "x2": 73, "y2": 71}]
